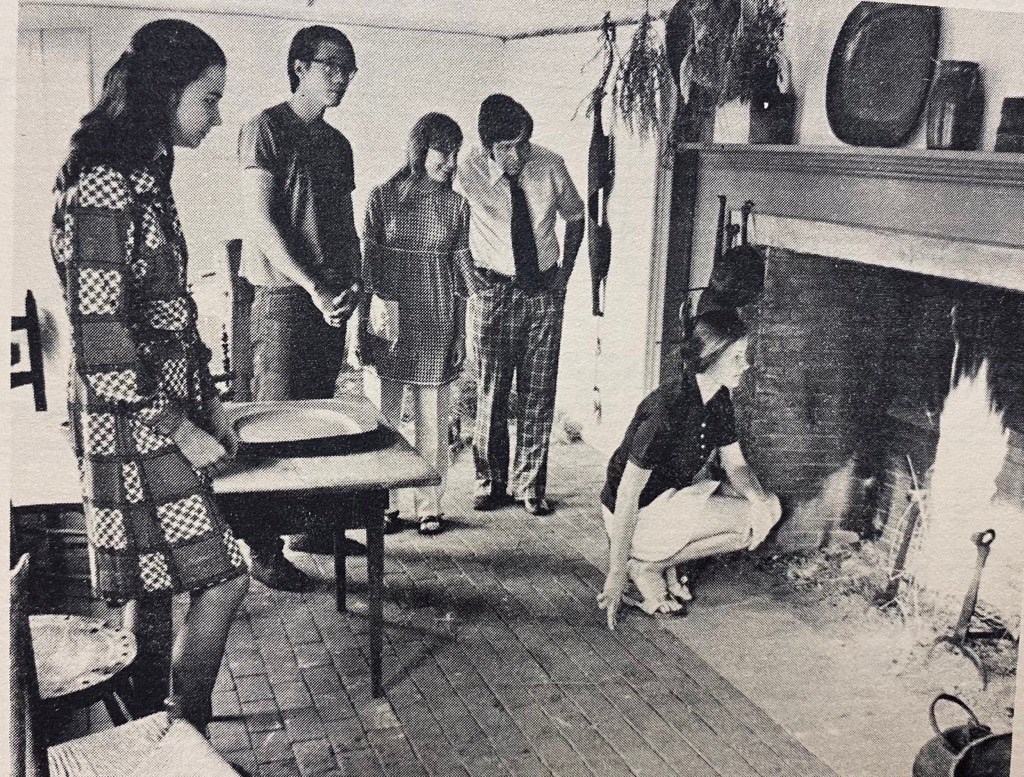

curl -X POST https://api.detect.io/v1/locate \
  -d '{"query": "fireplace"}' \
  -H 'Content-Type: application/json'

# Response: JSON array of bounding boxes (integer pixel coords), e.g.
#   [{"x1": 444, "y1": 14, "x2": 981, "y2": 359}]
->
[
  {"x1": 728, "y1": 214, "x2": 1024, "y2": 630},
  {"x1": 664, "y1": 144, "x2": 1024, "y2": 629}
]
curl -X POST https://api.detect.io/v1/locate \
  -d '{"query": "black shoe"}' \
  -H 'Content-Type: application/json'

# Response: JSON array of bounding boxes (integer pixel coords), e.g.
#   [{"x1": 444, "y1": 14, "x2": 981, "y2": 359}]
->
[
  {"x1": 473, "y1": 491, "x2": 514, "y2": 511},
  {"x1": 288, "y1": 532, "x2": 334, "y2": 554},
  {"x1": 250, "y1": 554, "x2": 315, "y2": 592},
  {"x1": 522, "y1": 497, "x2": 553, "y2": 516},
  {"x1": 289, "y1": 534, "x2": 368, "y2": 555},
  {"x1": 382, "y1": 510, "x2": 404, "y2": 534}
]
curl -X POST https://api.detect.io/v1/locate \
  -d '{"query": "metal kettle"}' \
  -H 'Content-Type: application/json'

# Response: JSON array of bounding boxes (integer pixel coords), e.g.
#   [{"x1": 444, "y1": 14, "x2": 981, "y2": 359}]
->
[{"x1": 912, "y1": 694, "x2": 1011, "y2": 777}]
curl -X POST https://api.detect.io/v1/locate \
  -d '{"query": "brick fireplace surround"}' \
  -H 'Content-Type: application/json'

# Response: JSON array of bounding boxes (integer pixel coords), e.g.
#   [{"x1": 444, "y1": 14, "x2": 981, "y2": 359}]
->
[{"x1": 671, "y1": 144, "x2": 1024, "y2": 625}]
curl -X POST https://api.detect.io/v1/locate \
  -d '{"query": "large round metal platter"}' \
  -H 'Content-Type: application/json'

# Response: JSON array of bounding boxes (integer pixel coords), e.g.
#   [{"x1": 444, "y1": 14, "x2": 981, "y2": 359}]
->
[
  {"x1": 228, "y1": 402, "x2": 384, "y2": 457},
  {"x1": 234, "y1": 405, "x2": 374, "y2": 443},
  {"x1": 826, "y1": 2, "x2": 941, "y2": 147}
]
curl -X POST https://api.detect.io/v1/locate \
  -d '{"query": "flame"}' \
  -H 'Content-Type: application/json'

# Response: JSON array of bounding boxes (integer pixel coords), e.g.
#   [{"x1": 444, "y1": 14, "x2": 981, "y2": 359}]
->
[{"x1": 910, "y1": 360, "x2": 1021, "y2": 633}]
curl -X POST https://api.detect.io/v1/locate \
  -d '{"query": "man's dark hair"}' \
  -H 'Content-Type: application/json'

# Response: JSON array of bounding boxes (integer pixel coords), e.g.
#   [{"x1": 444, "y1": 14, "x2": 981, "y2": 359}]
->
[
  {"x1": 478, "y1": 94, "x2": 533, "y2": 149},
  {"x1": 288, "y1": 26, "x2": 355, "y2": 92}
]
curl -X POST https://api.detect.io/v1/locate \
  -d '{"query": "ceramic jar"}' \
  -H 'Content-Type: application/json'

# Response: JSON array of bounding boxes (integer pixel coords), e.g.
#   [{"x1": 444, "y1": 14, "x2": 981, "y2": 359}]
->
[{"x1": 926, "y1": 60, "x2": 984, "y2": 151}]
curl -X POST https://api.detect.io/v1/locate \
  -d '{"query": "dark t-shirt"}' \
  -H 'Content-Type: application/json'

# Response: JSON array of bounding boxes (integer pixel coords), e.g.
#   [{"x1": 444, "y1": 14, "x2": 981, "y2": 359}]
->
[
  {"x1": 237, "y1": 102, "x2": 361, "y2": 290},
  {"x1": 600, "y1": 375, "x2": 739, "y2": 512}
]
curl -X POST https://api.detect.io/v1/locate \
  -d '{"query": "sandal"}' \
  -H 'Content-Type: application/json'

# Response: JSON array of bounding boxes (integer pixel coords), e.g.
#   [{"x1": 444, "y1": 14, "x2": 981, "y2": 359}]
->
[
  {"x1": 627, "y1": 559, "x2": 685, "y2": 617},
  {"x1": 418, "y1": 514, "x2": 444, "y2": 535},
  {"x1": 665, "y1": 567, "x2": 693, "y2": 602}
]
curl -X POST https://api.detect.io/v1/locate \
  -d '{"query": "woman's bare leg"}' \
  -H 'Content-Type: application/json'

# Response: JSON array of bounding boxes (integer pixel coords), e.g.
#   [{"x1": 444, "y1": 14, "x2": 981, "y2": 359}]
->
[
  {"x1": 123, "y1": 594, "x2": 173, "y2": 716},
  {"x1": 171, "y1": 574, "x2": 249, "y2": 731}
]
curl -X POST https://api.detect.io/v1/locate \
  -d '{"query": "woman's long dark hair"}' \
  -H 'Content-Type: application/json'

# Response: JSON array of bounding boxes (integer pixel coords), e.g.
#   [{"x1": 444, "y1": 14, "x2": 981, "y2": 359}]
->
[
  {"x1": 55, "y1": 19, "x2": 225, "y2": 190},
  {"x1": 681, "y1": 308, "x2": 749, "y2": 375},
  {"x1": 388, "y1": 113, "x2": 463, "y2": 202}
]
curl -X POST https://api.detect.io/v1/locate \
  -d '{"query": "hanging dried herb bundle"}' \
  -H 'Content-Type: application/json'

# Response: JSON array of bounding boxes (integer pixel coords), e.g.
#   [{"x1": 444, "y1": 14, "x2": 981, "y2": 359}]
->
[
  {"x1": 678, "y1": 0, "x2": 786, "y2": 106},
  {"x1": 614, "y1": 9, "x2": 671, "y2": 141},
  {"x1": 729, "y1": 0, "x2": 786, "y2": 101}
]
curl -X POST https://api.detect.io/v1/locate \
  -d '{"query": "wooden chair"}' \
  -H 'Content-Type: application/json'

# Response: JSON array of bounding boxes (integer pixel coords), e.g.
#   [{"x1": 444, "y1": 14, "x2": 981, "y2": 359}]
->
[
  {"x1": 11, "y1": 290, "x2": 47, "y2": 411},
  {"x1": 31, "y1": 611, "x2": 137, "y2": 730},
  {"x1": 220, "y1": 238, "x2": 254, "y2": 401},
  {"x1": 10, "y1": 292, "x2": 134, "y2": 729},
  {"x1": 10, "y1": 512, "x2": 134, "y2": 730},
  {"x1": 10, "y1": 555, "x2": 240, "y2": 777}
]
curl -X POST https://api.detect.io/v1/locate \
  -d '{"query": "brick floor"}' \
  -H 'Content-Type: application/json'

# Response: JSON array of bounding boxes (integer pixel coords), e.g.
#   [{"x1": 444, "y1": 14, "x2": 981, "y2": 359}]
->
[{"x1": 202, "y1": 441, "x2": 837, "y2": 777}]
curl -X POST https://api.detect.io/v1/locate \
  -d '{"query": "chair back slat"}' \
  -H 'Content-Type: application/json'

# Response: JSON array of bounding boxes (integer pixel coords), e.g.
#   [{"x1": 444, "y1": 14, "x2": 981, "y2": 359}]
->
[
  {"x1": 10, "y1": 554, "x2": 50, "y2": 777},
  {"x1": 10, "y1": 291, "x2": 47, "y2": 411},
  {"x1": 227, "y1": 239, "x2": 254, "y2": 401}
]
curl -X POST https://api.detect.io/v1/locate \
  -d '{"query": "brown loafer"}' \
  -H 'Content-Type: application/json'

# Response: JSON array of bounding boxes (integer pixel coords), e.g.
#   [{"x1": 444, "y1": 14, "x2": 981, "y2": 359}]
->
[
  {"x1": 289, "y1": 534, "x2": 367, "y2": 555},
  {"x1": 382, "y1": 510, "x2": 404, "y2": 534},
  {"x1": 473, "y1": 491, "x2": 514, "y2": 511},
  {"x1": 250, "y1": 554, "x2": 315, "y2": 593}
]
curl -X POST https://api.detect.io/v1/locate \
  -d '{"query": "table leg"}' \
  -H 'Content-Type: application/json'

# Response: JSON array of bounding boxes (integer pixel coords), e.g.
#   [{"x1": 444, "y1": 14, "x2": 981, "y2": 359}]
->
[
  {"x1": 367, "y1": 501, "x2": 385, "y2": 698},
  {"x1": 334, "y1": 529, "x2": 347, "y2": 613}
]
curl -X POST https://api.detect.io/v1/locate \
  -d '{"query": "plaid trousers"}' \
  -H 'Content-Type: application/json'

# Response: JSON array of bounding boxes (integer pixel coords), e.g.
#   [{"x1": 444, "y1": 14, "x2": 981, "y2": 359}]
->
[{"x1": 469, "y1": 280, "x2": 565, "y2": 500}]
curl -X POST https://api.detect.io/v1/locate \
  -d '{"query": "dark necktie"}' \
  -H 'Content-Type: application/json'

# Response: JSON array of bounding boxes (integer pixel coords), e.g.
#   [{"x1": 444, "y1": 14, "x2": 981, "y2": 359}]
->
[{"x1": 508, "y1": 174, "x2": 541, "y2": 289}]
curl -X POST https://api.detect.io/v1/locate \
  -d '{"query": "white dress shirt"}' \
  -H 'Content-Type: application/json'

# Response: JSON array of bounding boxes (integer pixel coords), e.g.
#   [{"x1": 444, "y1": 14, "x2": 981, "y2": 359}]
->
[{"x1": 456, "y1": 144, "x2": 584, "y2": 276}]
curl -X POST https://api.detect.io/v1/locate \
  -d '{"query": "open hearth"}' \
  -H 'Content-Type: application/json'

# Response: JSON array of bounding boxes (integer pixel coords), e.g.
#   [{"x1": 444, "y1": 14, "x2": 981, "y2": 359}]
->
[{"x1": 730, "y1": 222, "x2": 1023, "y2": 629}]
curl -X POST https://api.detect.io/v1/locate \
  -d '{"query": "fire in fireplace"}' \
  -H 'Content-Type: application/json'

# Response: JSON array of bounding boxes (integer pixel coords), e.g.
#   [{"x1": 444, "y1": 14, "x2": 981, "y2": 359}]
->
[{"x1": 727, "y1": 215, "x2": 1023, "y2": 630}]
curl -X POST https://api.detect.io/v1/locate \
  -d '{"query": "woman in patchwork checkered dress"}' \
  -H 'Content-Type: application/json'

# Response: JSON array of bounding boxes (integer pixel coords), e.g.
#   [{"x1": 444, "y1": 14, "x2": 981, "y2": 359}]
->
[
  {"x1": 50, "y1": 20, "x2": 249, "y2": 731},
  {"x1": 357, "y1": 113, "x2": 473, "y2": 535}
]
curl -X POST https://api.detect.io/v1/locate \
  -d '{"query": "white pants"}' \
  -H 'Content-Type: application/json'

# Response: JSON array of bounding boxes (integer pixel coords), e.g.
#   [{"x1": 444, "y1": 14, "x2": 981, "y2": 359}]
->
[
  {"x1": 603, "y1": 481, "x2": 721, "y2": 562},
  {"x1": 365, "y1": 370, "x2": 451, "y2": 517}
]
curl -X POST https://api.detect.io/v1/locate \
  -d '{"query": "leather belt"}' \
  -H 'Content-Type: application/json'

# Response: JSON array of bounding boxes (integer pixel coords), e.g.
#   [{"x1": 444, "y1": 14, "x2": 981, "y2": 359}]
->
[
  {"x1": 478, "y1": 268, "x2": 513, "y2": 284},
  {"x1": 478, "y1": 266, "x2": 557, "y2": 290}
]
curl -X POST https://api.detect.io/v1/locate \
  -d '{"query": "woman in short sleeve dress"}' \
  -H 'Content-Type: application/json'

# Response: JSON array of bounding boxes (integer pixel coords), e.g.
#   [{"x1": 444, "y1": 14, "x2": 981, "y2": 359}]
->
[
  {"x1": 358, "y1": 113, "x2": 472, "y2": 536},
  {"x1": 50, "y1": 20, "x2": 248, "y2": 730},
  {"x1": 597, "y1": 309, "x2": 783, "y2": 628}
]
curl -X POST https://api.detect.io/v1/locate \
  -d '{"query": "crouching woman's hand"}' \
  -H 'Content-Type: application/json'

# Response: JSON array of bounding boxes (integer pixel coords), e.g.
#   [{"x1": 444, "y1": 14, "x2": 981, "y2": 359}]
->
[
  {"x1": 597, "y1": 565, "x2": 628, "y2": 631},
  {"x1": 748, "y1": 493, "x2": 782, "y2": 550}
]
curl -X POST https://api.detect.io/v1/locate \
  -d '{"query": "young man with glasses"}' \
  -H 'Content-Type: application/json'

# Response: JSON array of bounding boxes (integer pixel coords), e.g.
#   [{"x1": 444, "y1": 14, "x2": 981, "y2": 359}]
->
[
  {"x1": 458, "y1": 94, "x2": 585, "y2": 518},
  {"x1": 235, "y1": 26, "x2": 363, "y2": 591}
]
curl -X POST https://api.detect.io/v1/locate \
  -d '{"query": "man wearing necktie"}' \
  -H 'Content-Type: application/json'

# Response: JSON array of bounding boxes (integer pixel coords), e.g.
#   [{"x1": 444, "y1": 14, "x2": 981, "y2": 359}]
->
[{"x1": 457, "y1": 95, "x2": 585, "y2": 516}]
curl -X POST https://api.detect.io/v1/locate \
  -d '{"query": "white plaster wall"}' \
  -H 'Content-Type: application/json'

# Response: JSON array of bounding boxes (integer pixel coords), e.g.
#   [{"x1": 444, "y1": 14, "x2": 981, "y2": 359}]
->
[
  {"x1": 17, "y1": 4, "x2": 505, "y2": 276},
  {"x1": 503, "y1": 26, "x2": 666, "y2": 456},
  {"x1": 713, "y1": 0, "x2": 1024, "y2": 150},
  {"x1": 15, "y1": 4, "x2": 504, "y2": 402},
  {"x1": 13, "y1": 1, "x2": 1024, "y2": 441}
]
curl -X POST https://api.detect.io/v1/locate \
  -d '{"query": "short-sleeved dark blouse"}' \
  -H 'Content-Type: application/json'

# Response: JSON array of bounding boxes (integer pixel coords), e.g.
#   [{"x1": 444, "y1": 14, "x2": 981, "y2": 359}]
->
[{"x1": 600, "y1": 375, "x2": 738, "y2": 512}]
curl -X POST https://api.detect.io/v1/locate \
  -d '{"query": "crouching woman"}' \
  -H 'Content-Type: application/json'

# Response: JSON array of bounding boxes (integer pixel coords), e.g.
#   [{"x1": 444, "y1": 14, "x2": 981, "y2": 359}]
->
[{"x1": 597, "y1": 309, "x2": 782, "y2": 628}]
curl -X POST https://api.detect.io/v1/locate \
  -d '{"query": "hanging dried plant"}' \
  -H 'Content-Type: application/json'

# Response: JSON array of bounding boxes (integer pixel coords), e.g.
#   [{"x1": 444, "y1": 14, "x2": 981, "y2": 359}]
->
[
  {"x1": 677, "y1": 0, "x2": 786, "y2": 106},
  {"x1": 576, "y1": 13, "x2": 617, "y2": 121},
  {"x1": 614, "y1": 9, "x2": 671, "y2": 142}
]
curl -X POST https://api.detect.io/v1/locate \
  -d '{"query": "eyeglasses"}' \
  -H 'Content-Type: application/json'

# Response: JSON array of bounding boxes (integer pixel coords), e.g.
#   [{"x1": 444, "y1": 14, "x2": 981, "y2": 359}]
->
[{"x1": 308, "y1": 58, "x2": 358, "y2": 81}]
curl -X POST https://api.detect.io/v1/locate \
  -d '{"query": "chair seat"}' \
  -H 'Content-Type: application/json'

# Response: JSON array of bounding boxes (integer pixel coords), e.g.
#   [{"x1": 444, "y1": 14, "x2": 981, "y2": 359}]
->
[
  {"x1": 30, "y1": 614, "x2": 136, "y2": 701},
  {"x1": 48, "y1": 712, "x2": 238, "y2": 777}
]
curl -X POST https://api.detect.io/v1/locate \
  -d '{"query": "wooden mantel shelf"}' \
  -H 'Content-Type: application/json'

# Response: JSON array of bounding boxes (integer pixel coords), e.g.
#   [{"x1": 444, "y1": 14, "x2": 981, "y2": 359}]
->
[{"x1": 685, "y1": 143, "x2": 1024, "y2": 188}]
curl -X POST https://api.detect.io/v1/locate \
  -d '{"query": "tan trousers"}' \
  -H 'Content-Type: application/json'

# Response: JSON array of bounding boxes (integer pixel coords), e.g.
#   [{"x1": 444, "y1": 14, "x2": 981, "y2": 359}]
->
[{"x1": 365, "y1": 371, "x2": 451, "y2": 517}]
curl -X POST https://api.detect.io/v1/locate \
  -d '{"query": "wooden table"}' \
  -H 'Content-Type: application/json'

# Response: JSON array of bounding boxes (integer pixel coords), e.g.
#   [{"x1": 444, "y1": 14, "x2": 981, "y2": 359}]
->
[{"x1": 10, "y1": 396, "x2": 439, "y2": 697}]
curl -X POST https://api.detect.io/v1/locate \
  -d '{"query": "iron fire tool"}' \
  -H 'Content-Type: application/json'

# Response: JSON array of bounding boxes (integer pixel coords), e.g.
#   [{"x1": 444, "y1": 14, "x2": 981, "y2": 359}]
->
[
  {"x1": 874, "y1": 455, "x2": 926, "y2": 620},
  {"x1": 929, "y1": 529, "x2": 1000, "y2": 689},
  {"x1": 739, "y1": 199, "x2": 754, "y2": 245}
]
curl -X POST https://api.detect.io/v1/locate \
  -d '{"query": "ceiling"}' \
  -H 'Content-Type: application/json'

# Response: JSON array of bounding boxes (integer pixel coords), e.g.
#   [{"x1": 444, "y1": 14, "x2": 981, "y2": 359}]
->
[
  {"x1": 25, "y1": 0, "x2": 1024, "y2": 39},
  {"x1": 30, "y1": 0, "x2": 678, "y2": 38}
]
